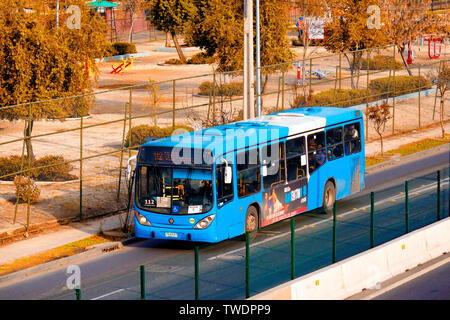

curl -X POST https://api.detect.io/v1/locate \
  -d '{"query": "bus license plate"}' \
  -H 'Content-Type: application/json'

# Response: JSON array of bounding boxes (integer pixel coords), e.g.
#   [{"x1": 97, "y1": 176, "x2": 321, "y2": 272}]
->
[{"x1": 165, "y1": 232, "x2": 178, "y2": 238}]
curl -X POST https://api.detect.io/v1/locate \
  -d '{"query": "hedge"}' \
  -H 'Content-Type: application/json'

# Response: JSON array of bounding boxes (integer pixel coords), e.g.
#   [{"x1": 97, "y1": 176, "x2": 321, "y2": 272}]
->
[
  {"x1": 0, "y1": 155, "x2": 77, "y2": 181},
  {"x1": 110, "y1": 42, "x2": 137, "y2": 56},
  {"x1": 125, "y1": 125, "x2": 194, "y2": 148},
  {"x1": 198, "y1": 81, "x2": 243, "y2": 96},
  {"x1": 292, "y1": 75, "x2": 431, "y2": 108},
  {"x1": 187, "y1": 52, "x2": 215, "y2": 65},
  {"x1": 369, "y1": 75, "x2": 432, "y2": 100},
  {"x1": 360, "y1": 55, "x2": 403, "y2": 70},
  {"x1": 310, "y1": 89, "x2": 369, "y2": 108}
]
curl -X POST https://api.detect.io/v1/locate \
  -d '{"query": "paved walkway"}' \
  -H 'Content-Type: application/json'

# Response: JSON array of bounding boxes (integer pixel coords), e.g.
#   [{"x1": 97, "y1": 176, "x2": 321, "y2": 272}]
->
[{"x1": 0, "y1": 123, "x2": 448, "y2": 267}]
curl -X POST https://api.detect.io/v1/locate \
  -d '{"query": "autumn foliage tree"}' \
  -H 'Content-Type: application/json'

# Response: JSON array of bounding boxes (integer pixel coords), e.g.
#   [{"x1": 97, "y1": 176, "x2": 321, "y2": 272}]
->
[
  {"x1": 0, "y1": 0, "x2": 108, "y2": 161},
  {"x1": 379, "y1": 0, "x2": 449, "y2": 75},
  {"x1": 190, "y1": 0, "x2": 294, "y2": 74},
  {"x1": 324, "y1": 0, "x2": 389, "y2": 89},
  {"x1": 148, "y1": 0, "x2": 197, "y2": 63}
]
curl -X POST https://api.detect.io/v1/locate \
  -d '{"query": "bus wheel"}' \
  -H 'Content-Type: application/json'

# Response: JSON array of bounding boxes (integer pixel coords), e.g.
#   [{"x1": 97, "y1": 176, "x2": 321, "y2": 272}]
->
[
  {"x1": 245, "y1": 206, "x2": 259, "y2": 240},
  {"x1": 322, "y1": 181, "x2": 336, "y2": 215}
]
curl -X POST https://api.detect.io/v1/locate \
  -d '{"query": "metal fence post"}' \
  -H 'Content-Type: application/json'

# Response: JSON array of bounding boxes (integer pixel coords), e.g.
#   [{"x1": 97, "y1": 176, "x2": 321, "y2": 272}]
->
[
  {"x1": 172, "y1": 79, "x2": 176, "y2": 128},
  {"x1": 140, "y1": 265, "x2": 146, "y2": 300},
  {"x1": 405, "y1": 181, "x2": 409, "y2": 234},
  {"x1": 332, "y1": 202, "x2": 337, "y2": 263},
  {"x1": 366, "y1": 49, "x2": 370, "y2": 140},
  {"x1": 437, "y1": 170, "x2": 441, "y2": 221},
  {"x1": 291, "y1": 217, "x2": 295, "y2": 280},
  {"x1": 281, "y1": 71, "x2": 285, "y2": 110},
  {"x1": 370, "y1": 192, "x2": 374, "y2": 248},
  {"x1": 75, "y1": 288, "x2": 82, "y2": 300},
  {"x1": 392, "y1": 46, "x2": 396, "y2": 135},
  {"x1": 245, "y1": 231, "x2": 250, "y2": 299},
  {"x1": 418, "y1": 65, "x2": 421, "y2": 128},
  {"x1": 79, "y1": 100, "x2": 84, "y2": 220},
  {"x1": 195, "y1": 246, "x2": 199, "y2": 300}
]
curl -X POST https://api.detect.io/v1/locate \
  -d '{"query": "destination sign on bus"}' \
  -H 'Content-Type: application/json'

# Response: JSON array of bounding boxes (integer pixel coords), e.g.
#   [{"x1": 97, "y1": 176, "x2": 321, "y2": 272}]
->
[{"x1": 138, "y1": 146, "x2": 213, "y2": 166}]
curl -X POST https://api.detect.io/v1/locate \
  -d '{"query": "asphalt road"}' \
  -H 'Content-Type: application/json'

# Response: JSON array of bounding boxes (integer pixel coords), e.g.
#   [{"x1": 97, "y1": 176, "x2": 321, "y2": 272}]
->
[{"x1": 0, "y1": 148, "x2": 448, "y2": 300}]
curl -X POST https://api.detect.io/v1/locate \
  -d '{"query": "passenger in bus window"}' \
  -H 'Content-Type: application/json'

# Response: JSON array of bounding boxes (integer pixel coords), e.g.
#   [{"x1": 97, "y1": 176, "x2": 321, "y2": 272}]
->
[{"x1": 344, "y1": 123, "x2": 361, "y2": 155}]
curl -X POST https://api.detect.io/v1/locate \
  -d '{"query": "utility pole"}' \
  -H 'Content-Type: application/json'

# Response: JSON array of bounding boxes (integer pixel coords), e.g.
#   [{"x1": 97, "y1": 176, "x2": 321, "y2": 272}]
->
[
  {"x1": 243, "y1": 0, "x2": 255, "y2": 120},
  {"x1": 255, "y1": 0, "x2": 262, "y2": 118},
  {"x1": 56, "y1": 0, "x2": 60, "y2": 28}
]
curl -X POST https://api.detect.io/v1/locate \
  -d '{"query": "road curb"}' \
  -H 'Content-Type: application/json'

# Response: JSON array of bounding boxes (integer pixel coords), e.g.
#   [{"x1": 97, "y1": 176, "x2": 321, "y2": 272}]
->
[{"x1": 0, "y1": 241, "x2": 123, "y2": 288}]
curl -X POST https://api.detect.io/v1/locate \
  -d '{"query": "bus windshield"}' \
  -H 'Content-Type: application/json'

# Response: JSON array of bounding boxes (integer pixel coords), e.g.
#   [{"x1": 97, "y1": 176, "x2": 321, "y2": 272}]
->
[{"x1": 136, "y1": 166, "x2": 213, "y2": 215}]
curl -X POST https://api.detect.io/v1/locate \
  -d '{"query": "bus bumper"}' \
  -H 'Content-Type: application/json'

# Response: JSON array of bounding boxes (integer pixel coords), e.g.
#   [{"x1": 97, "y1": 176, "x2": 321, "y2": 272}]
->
[{"x1": 134, "y1": 216, "x2": 220, "y2": 243}]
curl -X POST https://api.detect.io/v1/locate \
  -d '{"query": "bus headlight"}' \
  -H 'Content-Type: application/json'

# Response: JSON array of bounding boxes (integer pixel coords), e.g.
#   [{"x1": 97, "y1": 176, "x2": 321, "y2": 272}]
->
[
  {"x1": 135, "y1": 212, "x2": 152, "y2": 226},
  {"x1": 193, "y1": 214, "x2": 216, "y2": 230}
]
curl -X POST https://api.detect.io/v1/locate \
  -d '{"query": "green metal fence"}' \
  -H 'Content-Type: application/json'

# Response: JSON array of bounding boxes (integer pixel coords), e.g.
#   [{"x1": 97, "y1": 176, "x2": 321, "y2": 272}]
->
[{"x1": 69, "y1": 168, "x2": 449, "y2": 300}]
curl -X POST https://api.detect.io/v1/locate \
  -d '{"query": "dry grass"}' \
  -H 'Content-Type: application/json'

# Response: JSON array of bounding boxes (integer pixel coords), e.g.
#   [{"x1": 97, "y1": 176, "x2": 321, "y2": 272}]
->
[
  {"x1": 365, "y1": 134, "x2": 450, "y2": 167},
  {"x1": 0, "y1": 234, "x2": 111, "y2": 276}
]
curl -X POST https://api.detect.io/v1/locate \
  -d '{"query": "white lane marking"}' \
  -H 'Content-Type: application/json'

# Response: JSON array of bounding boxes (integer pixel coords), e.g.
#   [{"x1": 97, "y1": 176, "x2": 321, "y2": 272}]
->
[
  {"x1": 208, "y1": 178, "x2": 449, "y2": 261},
  {"x1": 91, "y1": 288, "x2": 125, "y2": 300},
  {"x1": 362, "y1": 256, "x2": 450, "y2": 300}
]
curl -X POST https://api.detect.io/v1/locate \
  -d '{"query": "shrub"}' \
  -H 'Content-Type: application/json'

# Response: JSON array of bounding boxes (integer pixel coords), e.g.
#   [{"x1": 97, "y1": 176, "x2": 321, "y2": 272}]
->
[
  {"x1": 14, "y1": 175, "x2": 41, "y2": 203},
  {"x1": 33, "y1": 156, "x2": 77, "y2": 181},
  {"x1": 125, "y1": 125, "x2": 194, "y2": 148},
  {"x1": 218, "y1": 82, "x2": 244, "y2": 96},
  {"x1": 360, "y1": 55, "x2": 403, "y2": 70},
  {"x1": 311, "y1": 89, "x2": 368, "y2": 107},
  {"x1": 0, "y1": 155, "x2": 76, "y2": 181},
  {"x1": 104, "y1": 42, "x2": 118, "y2": 57},
  {"x1": 164, "y1": 58, "x2": 184, "y2": 65},
  {"x1": 112, "y1": 42, "x2": 137, "y2": 56},
  {"x1": 198, "y1": 81, "x2": 243, "y2": 96},
  {"x1": 369, "y1": 76, "x2": 432, "y2": 99},
  {"x1": 0, "y1": 156, "x2": 23, "y2": 181},
  {"x1": 198, "y1": 81, "x2": 218, "y2": 96},
  {"x1": 187, "y1": 52, "x2": 215, "y2": 65}
]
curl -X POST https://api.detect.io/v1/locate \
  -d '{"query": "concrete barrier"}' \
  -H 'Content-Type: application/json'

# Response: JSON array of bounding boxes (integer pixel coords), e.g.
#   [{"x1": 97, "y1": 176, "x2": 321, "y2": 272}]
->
[{"x1": 251, "y1": 217, "x2": 450, "y2": 300}]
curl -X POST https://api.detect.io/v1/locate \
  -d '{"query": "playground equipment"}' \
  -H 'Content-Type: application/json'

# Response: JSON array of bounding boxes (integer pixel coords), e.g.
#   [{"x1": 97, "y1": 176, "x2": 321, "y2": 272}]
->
[
  {"x1": 424, "y1": 36, "x2": 442, "y2": 59},
  {"x1": 110, "y1": 57, "x2": 134, "y2": 74},
  {"x1": 84, "y1": 58, "x2": 94, "y2": 78}
]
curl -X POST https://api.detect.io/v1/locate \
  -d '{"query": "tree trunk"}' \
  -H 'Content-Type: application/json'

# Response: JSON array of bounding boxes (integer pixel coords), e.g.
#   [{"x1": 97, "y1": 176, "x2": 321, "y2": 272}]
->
[
  {"x1": 378, "y1": 131, "x2": 384, "y2": 156},
  {"x1": 165, "y1": 32, "x2": 171, "y2": 47},
  {"x1": 25, "y1": 120, "x2": 35, "y2": 163},
  {"x1": 128, "y1": 13, "x2": 135, "y2": 43},
  {"x1": 397, "y1": 44, "x2": 413, "y2": 76},
  {"x1": 171, "y1": 31, "x2": 186, "y2": 64}
]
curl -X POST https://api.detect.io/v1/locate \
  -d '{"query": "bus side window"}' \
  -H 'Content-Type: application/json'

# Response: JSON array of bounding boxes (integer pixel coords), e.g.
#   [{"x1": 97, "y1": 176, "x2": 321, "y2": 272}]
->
[
  {"x1": 326, "y1": 127, "x2": 344, "y2": 161},
  {"x1": 344, "y1": 122, "x2": 361, "y2": 155},
  {"x1": 216, "y1": 163, "x2": 233, "y2": 205},
  {"x1": 286, "y1": 136, "x2": 307, "y2": 182},
  {"x1": 262, "y1": 142, "x2": 285, "y2": 189},
  {"x1": 307, "y1": 131, "x2": 326, "y2": 174},
  {"x1": 236, "y1": 149, "x2": 261, "y2": 198}
]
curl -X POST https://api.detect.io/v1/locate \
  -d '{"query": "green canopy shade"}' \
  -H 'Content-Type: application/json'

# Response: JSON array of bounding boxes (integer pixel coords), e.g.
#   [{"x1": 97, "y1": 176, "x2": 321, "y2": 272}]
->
[{"x1": 88, "y1": 1, "x2": 119, "y2": 8}]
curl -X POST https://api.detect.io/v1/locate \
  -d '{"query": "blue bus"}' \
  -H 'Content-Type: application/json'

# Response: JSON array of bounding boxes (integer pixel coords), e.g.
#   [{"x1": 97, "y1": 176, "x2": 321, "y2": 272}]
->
[{"x1": 132, "y1": 107, "x2": 365, "y2": 243}]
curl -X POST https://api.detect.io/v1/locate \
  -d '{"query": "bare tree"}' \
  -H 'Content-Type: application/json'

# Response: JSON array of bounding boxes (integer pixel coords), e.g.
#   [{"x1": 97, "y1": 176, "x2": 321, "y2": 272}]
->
[
  {"x1": 366, "y1": 101, "x2": 392, "y2": 155},
  {"x1": 427, "y1": 61, "x2": 449, "y2": 137},
  {"x1": 121, "y1": 0, "x2": 148, "y2": 42}
]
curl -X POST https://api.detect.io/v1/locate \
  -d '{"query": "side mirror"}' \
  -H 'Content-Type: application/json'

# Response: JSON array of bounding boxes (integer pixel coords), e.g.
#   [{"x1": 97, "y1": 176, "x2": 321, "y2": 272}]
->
[
  {"x1": 224, "y1": 166, "x2": 232, "y2": 184},
  {"x1": 126, "y1": 155, "x2": 137, "y2": 182}
]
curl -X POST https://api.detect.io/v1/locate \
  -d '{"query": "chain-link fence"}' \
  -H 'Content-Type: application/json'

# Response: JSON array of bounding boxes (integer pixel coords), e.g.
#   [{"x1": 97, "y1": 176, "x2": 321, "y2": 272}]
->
[{"x1": 0, "y1": 44, "x2": 448, "y2": 240}]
